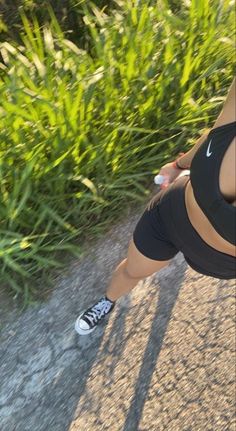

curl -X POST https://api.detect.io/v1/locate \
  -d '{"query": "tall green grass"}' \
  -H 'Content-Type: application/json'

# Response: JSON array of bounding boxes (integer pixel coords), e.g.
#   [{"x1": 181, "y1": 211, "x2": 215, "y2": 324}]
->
[{"x1": 0, "y1": 0, "x2": 235, "y2": 302}]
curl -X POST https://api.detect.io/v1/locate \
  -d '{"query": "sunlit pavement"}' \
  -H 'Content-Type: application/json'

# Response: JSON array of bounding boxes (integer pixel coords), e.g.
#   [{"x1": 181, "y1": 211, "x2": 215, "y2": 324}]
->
[{"x1": 0, "y1": 210, "x2": 235, "y2": 431}]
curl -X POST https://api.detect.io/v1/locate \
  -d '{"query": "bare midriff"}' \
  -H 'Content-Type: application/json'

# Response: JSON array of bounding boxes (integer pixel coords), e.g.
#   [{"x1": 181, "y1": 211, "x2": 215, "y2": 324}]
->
[{"x1": 184, "y1": 137, "x2": 236, "y2": 257}]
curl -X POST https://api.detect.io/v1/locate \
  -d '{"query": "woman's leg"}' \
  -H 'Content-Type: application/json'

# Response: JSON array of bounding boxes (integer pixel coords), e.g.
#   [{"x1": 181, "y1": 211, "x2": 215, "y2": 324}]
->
[
  {"x1": 75, "y1": 195, "x2": 178, "y2": 335},
  {"x1": 106, "y1": 238, "x2": 171, "y2": 302},
  {"x1": 74, "y1": 238, "x2": 172, "y2": 335}
]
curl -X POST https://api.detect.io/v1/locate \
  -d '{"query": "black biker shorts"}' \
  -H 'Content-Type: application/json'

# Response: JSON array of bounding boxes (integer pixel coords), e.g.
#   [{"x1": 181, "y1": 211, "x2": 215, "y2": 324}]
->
[{"x1": 133, "y1": 175, "x2": 236, "y2": 280}]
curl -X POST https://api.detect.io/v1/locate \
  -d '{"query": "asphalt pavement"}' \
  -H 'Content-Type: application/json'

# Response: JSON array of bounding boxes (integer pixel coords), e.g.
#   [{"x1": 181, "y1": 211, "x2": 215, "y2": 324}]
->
[{"x1": 0, "y1": 209, "x2": 235, "y2": 431}]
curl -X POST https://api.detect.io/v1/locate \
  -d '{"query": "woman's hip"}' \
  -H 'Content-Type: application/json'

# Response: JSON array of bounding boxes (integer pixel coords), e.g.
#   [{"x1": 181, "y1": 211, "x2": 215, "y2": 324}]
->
[{"x1": 158, "y1": 176, "x2": 236, "y2": 279}]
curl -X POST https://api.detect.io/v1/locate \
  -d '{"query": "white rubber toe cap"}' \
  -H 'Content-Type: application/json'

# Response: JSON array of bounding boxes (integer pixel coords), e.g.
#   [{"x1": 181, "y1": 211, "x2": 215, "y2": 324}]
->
[
  {"x1": 74, "y1": 314, "x2": 95, "y2": 335},
  {"x1": 79, "y1": 319, "x2": 90, "y2": 331}
]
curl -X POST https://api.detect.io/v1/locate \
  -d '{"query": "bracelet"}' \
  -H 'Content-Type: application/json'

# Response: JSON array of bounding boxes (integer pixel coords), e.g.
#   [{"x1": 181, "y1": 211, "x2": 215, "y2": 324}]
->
[
  {"x1": 172, "y1": 153, "x2": 189, "y2": 170},
  {"x1": 172, "y1": 159, "x2": 186, "y2": 170}
]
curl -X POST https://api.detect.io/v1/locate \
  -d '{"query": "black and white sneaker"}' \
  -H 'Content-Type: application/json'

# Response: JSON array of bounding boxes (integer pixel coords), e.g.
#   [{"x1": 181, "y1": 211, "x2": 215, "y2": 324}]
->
[{"x1": 74, "y1": 296, "x2": 115, "y2": 335}]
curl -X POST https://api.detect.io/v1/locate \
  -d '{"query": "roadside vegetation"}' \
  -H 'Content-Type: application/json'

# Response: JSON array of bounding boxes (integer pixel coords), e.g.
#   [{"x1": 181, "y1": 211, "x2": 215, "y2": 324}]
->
[{"x1": 0, "y1": 0, "x2": 234, "y2": 304}]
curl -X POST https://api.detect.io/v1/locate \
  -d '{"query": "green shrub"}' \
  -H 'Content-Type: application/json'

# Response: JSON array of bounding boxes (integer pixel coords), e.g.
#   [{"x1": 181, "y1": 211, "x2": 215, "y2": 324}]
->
[
  {"x1": 0, "y1": 0, "x2": 234, "y2": 302},
  {"x1": 0, "y1": 0, "x2": 116, "y2": 44}
]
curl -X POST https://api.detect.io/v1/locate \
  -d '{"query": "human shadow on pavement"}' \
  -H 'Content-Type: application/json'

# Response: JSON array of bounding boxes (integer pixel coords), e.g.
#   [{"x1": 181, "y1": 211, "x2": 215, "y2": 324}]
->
[
  {"x1": 1, "y1": 254, "x2": 186, "y2": 431},
  {"x1": 63, "y1": 257, "x2": 187, "y2": 431},
  {"x1": 122, "y1": 258, "x2": 187, "y2": 431}
]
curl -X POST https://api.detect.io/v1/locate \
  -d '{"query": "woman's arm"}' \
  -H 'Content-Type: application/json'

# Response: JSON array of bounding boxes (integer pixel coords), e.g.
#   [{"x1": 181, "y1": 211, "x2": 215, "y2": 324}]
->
[{"x1": 177, "y1": 77, "x2": 236, "y2": 169}]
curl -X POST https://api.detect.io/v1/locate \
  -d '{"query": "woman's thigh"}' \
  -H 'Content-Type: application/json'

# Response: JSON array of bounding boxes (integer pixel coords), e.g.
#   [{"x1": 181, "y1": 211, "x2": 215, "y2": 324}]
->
[{"x1": 124, "y1": 238, "x2": 171, "y2": 279}]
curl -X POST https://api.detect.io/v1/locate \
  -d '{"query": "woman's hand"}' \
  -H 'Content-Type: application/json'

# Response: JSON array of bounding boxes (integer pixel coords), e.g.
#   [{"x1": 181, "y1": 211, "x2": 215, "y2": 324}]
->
[
  {"x1": 147, "y1": 160, "x2": 189, "y2": 210},
  {"x1": 157, "y1": 162, "x2": 182, "y2": 189}
]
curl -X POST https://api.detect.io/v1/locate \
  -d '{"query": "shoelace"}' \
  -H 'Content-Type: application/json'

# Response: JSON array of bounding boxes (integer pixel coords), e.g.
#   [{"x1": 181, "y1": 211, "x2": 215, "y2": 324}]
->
[{"x1": 85, "y1": 299, "x2": 112, "y2": 324}]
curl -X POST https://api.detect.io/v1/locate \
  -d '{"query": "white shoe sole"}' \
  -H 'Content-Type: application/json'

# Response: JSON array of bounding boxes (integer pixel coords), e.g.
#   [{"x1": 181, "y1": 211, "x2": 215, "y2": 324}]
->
[{"x1": 74, "y1": 313, "x2": 96, "y2": 335}]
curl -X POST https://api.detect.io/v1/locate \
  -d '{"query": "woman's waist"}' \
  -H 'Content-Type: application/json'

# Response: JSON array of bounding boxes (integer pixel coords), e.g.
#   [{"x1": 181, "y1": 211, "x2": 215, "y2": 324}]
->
[
  {"x1": 184, "y1": 180, "x2": 236, "y2": 257},
  {"x1": 158, "y1": 176, "x2": 236, "y2": 258}
]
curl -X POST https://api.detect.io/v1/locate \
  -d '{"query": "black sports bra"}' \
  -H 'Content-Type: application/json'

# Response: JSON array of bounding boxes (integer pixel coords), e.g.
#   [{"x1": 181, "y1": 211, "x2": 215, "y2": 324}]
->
[{"x1": 190, "y1": 121, "x2": 236, "y2": 246}]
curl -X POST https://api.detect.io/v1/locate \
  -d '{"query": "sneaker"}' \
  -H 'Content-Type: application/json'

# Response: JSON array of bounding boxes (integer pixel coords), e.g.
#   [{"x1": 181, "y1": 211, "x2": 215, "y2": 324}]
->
[{"x1": 74, "y1": 296, "x2": 115, "y2": 335}]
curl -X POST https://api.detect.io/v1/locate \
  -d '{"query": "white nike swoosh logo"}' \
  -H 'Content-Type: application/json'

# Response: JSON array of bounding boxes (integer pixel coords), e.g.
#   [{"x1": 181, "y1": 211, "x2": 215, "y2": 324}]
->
[{"x1": 206, "y1": 139, "x2": 213, "y2": 157}]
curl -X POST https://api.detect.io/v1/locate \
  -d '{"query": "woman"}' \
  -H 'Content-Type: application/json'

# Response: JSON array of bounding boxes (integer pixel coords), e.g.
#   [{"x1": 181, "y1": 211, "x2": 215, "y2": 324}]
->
[{"x1": 75, "y1": 77, "x2": 236, "y2": 335}]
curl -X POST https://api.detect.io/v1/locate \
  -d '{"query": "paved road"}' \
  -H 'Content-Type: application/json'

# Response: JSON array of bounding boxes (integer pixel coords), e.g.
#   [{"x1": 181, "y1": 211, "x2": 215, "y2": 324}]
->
[{"x1": 0, "y1": 211, "x2": 235, "y2": 431}]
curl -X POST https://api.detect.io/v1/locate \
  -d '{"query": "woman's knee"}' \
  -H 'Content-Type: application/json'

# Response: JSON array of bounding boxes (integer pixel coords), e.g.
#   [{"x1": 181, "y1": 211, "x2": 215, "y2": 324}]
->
[
  {"x1": 123, "y1": 263, "x2": 144, "y2": 281},
  {"x1": 123, "y1": 257, "x2": 169, "y2": 281},
  {"x1": 123, "y1": 239, "x2": 171, "y2": 280}
]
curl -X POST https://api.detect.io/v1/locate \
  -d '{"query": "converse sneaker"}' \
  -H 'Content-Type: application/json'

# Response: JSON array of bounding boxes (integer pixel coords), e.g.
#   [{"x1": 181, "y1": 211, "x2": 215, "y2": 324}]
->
[{"x1": 74, "y1": 296, "x2": 115, "y2": 335}]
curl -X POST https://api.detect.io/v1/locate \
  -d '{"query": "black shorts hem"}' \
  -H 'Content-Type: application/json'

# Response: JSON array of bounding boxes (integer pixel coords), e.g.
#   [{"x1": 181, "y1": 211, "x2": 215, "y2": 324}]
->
[{"x1": 132, "y1": 233, "x2": 178, "y2": 262}]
